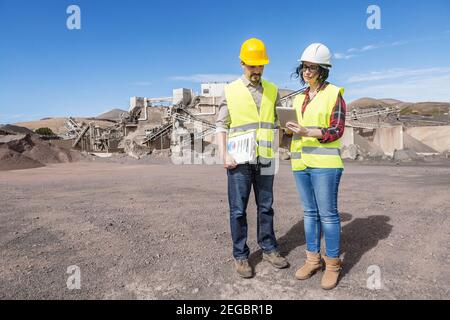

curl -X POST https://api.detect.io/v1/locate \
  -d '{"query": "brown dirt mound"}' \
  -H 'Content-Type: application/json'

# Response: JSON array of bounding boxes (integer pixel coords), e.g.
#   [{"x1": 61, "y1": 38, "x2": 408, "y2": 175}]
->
[
  {"x1": 96, "y1": 108, "x2": 129, "y2": 121},
  {"x1": 0, "y1": 133, "x2": 81, "y2": 171},
  {"x1": 3, "y1": 134, "x2": 35, "y2": 153},
  {"x1": 399, "y1": 102, "x2": 450, "y2": 116},
  {"x1": 14, "y1": 118, "x2": 114, "y2": 135},
  {"x1": 380, "y1": 98, "x2": 404, "y2": 105},
  {"x1": 348, "y1": 97, "x2": 390, "y2": 110},
  {"x1": 0, "y1": 124, "x2": 35, "y2": 135},
  {"x1": 22, "y1": 136, "x2": 73, "y2": 164},
  {"x1": 0, "y1": 147, "x2": 44, "y2": 170}
]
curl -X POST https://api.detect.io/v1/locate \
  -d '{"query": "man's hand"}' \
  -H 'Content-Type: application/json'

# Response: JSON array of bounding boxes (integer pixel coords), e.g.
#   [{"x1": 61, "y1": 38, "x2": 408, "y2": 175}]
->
[
  {"x1": 224, "y1": 154, "x2": 237, "y2": 169},
  {"x1": 217, "y1": 131, "x2": 237, "y2": 169},
  {"x1": 286, "y1": 122, "x2": 309, "y2": 136}
]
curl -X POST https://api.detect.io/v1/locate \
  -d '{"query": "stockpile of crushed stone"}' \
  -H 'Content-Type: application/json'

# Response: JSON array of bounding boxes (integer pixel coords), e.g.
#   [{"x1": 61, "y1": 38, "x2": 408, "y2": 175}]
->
[
  {"x1": 96, "y1": 108, "x2": 128, "y2": 121},
  {"x1": 0, "y1": 125, "x2": 82, "y2": 171},
  {"x1": 0, "y1": 124, "x2": 35, "y2": 135},
  {"x1": 0, "y1": 147, "x2": 45, "y2": 170}
]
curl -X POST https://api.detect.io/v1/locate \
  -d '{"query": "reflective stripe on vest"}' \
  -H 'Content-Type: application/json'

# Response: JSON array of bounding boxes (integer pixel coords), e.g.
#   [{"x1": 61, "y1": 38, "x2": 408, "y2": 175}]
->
[
  {"x1": 290, "y1": 152, "x2": 302, "y2": 159},
  {"x1": 258, "y1": 140, "x2": 272, "y2": 148},
  {"x1": 225, "y1": 78, "x2": 278, "y2": 159},
  {"x1": 228, "y1": 121, "x2": 274, "y2": 134},
  {"x1": 302, "y1": 146, "x2": 341, "y2": 156},
  {"x1": 290, "y1": 83, "x2": 345, "y2": 171}
]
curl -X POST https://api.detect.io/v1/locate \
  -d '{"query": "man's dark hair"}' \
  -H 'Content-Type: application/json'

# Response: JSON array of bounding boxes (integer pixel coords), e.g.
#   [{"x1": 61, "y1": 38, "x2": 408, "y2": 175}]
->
[{"x1": 292, "y1": 63, "x2": 330, "y2": 86}]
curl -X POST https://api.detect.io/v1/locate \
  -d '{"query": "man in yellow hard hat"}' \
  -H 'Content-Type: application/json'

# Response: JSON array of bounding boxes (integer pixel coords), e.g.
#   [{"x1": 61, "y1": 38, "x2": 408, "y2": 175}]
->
[{"x1": 216, "y1": 38, "x2": 289, "y2": 278}]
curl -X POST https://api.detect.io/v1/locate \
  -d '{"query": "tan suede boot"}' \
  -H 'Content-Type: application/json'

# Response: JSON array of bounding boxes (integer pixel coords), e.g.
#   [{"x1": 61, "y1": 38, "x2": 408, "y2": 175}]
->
[
  {"x1": 262, "y1": 251, "x2": 289, "y2": 269},
  {"x1": 295, "y1": 251, "x2": 323, "y2": 280},
  {"x1": 234, "y1": 259, "x2": 253, "y2": 278},
  {"x1": 321, "y1": 256, "x2": 342, "y2": 290}
]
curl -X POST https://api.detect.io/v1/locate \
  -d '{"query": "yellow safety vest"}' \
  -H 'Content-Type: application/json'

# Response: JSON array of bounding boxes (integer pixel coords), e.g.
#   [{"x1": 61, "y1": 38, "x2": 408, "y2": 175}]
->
[
  {"x1": 290, "y1": 83, "x2": 345, "y2": 171},
  {"x1": 225, "y1": 78, "x2": 277, "y2": 160}
]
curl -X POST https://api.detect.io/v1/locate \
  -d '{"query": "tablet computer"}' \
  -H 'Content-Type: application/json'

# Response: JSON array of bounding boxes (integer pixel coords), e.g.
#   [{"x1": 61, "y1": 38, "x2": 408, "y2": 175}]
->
[{"x1": 276, "y1": 107, "x2": 298, "y2": 128}]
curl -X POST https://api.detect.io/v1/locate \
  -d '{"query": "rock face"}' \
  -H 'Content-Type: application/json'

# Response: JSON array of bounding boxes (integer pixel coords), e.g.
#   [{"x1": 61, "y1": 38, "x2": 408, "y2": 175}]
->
[
  {"x1": 342, "y1": 132, "x2": 385, "y2": 161},
  {"x1": 122, "y1": 138, "x2": 150, "y2": 159},
  {"x1": 342, "y1": 144, "x2": 359, "y2": 160}
]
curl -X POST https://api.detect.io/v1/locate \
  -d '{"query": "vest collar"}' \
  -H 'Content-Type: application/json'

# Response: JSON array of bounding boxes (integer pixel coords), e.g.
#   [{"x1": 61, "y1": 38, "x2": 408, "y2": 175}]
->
[{"x1": 304, "y1": 81, "x2": 329, "y2": 95}]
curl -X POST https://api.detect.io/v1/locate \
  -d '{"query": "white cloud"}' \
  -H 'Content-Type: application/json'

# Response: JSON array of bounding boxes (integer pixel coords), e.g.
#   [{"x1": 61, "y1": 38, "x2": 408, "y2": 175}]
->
[
  {"x1": 344, "y1": 69, "x2": 450, "y2": 102},
  {"x1": 361, "y1": 44, "x2": 379, "y2": 51},
  {"x1": 334, "y1": 53, "x2": 357, "y2": 60},
  {"x1": 346, "y1": 67, "x2": 450, "y2": 83},
  {"x1": 334, "y1": 40, "x2": 409, "y2": 60},
  {"x1": 170, "y1": 74, "x2": 239, "y2": 83}
]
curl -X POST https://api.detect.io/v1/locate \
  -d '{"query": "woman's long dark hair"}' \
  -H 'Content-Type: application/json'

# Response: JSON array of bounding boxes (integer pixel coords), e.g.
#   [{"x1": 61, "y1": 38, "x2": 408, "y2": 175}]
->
[{"x1": 291, "y1": 63, "x2": 329, "y2": 87}]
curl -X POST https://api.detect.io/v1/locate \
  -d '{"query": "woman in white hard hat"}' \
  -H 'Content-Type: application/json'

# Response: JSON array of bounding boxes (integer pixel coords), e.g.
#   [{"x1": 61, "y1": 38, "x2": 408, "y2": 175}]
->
[{"x1": 285, "y1": 43, "x2": 347, "y2": 290}]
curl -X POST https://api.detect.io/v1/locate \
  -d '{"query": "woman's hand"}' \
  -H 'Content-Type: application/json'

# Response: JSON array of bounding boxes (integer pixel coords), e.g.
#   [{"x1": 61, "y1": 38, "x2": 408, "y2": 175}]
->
[
  {"x1": 286, "y1": 122, "x2": 309, "y2": 136},
  {"x1": 283, "y1": 127, "x2": 294, "y2": 135}
]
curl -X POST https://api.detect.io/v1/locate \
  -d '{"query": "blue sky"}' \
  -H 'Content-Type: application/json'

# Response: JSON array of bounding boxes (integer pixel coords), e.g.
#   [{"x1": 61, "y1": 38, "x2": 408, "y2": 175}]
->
[{"x1": 1, "y1": 0, "x2": 450, "y2": 124}]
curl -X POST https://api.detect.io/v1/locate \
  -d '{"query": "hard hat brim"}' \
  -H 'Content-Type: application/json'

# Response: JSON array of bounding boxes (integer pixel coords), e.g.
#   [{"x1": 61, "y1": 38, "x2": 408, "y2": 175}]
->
[
  {"x1": 241, "y1": 58, "x2": 269, "y2": 66},
  {"x1": 297, "y1": 58, "x2": 332, "y2": 68}
]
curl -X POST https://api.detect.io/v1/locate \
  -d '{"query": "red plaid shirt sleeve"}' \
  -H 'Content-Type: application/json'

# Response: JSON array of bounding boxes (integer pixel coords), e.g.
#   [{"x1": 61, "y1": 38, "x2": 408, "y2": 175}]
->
[
  {"x1": 318, "y1": 93, "x2": 346, "y2": 143},
  {"x1": 301, "y1": 84, "x2": 347, "y2": 144}
]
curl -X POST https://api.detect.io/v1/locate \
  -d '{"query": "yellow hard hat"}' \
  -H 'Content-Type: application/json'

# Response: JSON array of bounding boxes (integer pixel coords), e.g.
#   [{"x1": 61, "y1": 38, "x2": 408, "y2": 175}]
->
[{"x1": 239, "y1": 38, "x2": 269, "y2": 66}]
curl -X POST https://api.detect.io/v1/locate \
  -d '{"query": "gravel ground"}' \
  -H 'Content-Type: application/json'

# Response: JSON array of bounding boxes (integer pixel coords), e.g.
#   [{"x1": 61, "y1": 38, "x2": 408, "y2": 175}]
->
[{"x1": 0, "y1": 159, "x2": 449, "y2": 300}]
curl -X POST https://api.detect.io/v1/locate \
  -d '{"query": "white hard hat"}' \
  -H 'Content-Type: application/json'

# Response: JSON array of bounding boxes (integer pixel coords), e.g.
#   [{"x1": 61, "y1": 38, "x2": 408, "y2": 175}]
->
[{"x1": 299, "y1": 43, "x2": 332, "y2": 68}]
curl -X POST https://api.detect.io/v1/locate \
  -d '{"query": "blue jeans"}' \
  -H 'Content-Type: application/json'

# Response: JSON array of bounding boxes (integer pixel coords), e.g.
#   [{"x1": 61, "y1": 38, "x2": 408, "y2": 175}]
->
[
  {"x1": 293, "y1": 168, "x2": 343, "y2": 258},
  {"x1": 227, "y1": 163, "x2": 278, "y2": 259}
]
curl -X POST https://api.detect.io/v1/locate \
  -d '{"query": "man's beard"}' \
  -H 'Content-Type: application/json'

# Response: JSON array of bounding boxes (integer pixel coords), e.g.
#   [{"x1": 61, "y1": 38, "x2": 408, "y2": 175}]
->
[{"x1": 250, "y1": 73, "x2": 261, "y2": 82}]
